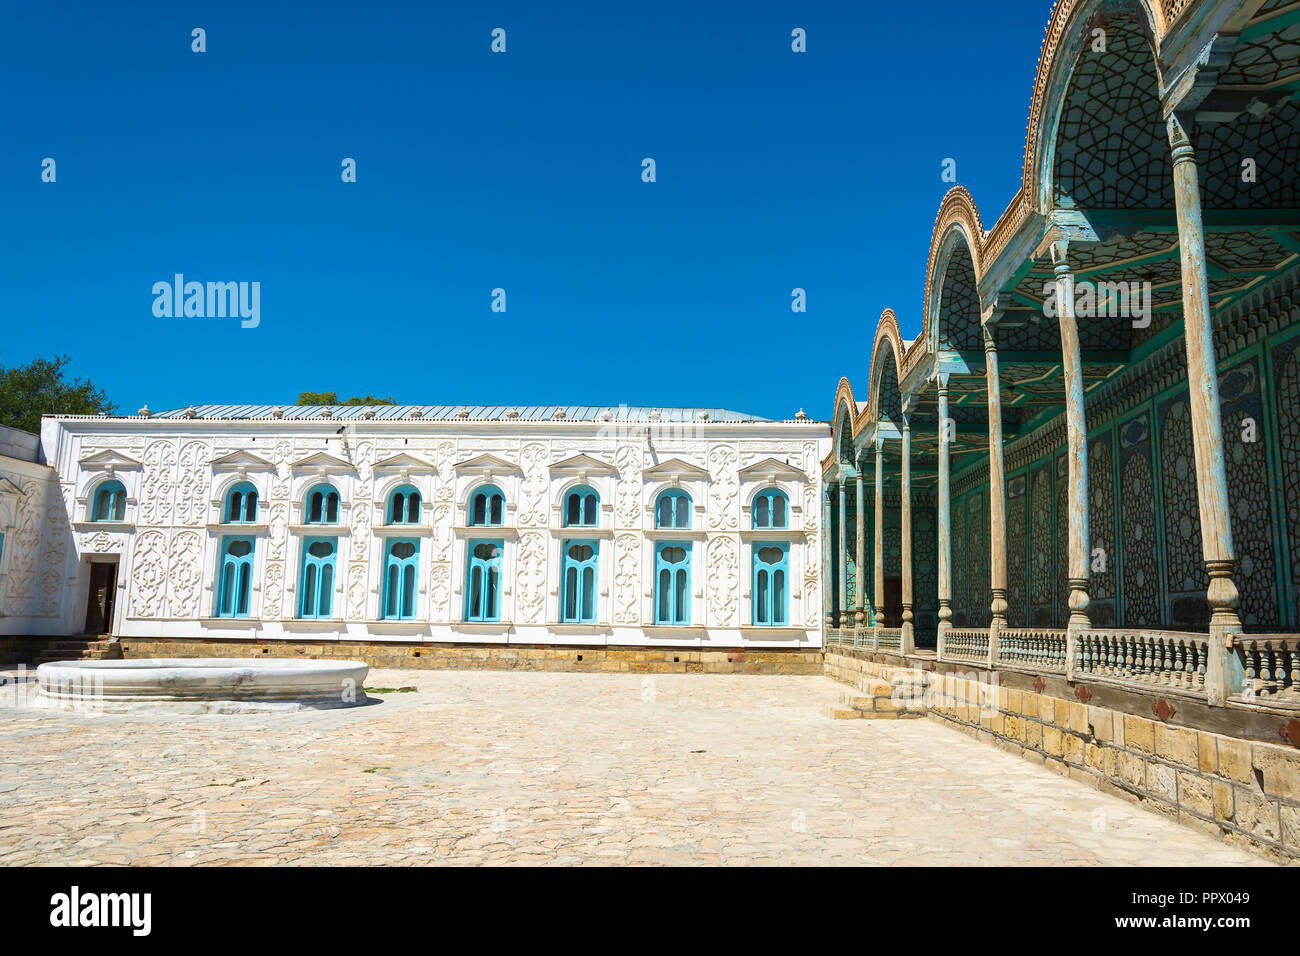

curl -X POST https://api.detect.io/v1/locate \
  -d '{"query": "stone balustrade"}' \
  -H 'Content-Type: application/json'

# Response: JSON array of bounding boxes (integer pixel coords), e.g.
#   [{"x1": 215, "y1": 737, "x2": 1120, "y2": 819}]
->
[
  {"x1": 877, "y1": 627, "x2": 902, "y2": 651},
  {"x1": 944, "y1": 629, "x2": 990, "y2": 663},
  {"x1": 1237, "y1": 635, "x2": 1300, "y2": 704},
  {"x1": 1075, "y1": 628, "x2": 1209, "y2": 696},
  {"x1": 997, "y1": 629, "x2": 1067, "y2": 672}
]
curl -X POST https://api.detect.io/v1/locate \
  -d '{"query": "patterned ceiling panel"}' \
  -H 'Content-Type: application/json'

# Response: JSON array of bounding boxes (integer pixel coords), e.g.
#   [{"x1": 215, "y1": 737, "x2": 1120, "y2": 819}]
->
[
  {"x1": 1198, "y1": 99, "x2": 1300, "y2": 209},
  {"x1": 1205, "y1": 230, "x2": 1293, "y2": 271},
  {"x1": 876, "y1": 351, "x2": 902, "y2": 423},
  {"x1": 1053, "y1": 19, "x2": 1170, "y2": 210},
  {"x1": 937, "y1": 241, "x2": 982, "y2": 352},
  {"x1": 1217, "y1": 24, "x2": 1300, "y2": 88}
]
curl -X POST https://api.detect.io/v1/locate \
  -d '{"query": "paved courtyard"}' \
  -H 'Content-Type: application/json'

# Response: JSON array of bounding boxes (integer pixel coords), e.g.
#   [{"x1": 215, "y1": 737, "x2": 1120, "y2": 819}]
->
[{"x1": 0, "y1": 668, "x2": 1266, "y2": 865}]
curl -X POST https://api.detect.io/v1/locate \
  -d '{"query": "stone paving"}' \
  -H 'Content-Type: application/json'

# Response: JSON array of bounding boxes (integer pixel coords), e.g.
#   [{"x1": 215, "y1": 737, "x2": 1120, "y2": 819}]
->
[{"x1": 0, "y1": 668, "x2": 1268, "y2": 865}]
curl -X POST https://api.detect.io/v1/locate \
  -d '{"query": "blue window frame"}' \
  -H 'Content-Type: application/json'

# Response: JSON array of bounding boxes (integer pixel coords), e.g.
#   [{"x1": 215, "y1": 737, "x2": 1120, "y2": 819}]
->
[
  {"x1": 655, "y1": 490, "x2": 691, "y2": 529},
  {"x1": 91, "y1": 480, "x2": 127, "y2": 522},
  {"x1": 299, "y1": 537, "x2": 338, "y2": 619},
  {"x1": 563, "y1": 486, "x2": 599, "y2": 527},
  {"x1": 752, "y1": 488, "x2": 788, "y2": 529},
  {"x1": 216, "y1": 536, "x2": 255, "y2": 618},
  {"x1": 382, "y1": 538, "x2": 420, "y2": 620},
  {"x1": 469, "y1": 484, "x2": 505, "y2": 527},
  {"x1": 561, "y1": 540, "x2": 598, "y2": 623},
  {"x1": 304, "y1": 483, "x2": 340, "y2": 525},
  {"x1": 654, "y1": 542, "x2": 691, "y2": 625},
  {"x1": 387, "y1": 485, "x2": 421, "y2": 525},
  {"x1": 225, "y1": 481, "x2": 259, "y2": 523},
  {"x1": 466, "y1": 539, "x2": 503, "y2": 621},
  {"x1": 752, "y1": 543, "x2": 789, "y2": 626}
]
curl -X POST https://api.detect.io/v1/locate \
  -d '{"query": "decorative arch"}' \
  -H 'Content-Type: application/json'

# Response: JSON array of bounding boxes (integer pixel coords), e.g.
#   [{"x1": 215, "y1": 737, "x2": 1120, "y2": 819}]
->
[
  {"x1": 1020, "y1": 0, "x2": 1165, "y2": 214},
  {"x1": 831, "y1": 377, "x2": 860, "y2": 465},
  {"x1": 866, "y1": 310, "x2": 906, "y2": 426},
  {"x1": 922, "y1": 188, "x2": 986, "y2": 355}
]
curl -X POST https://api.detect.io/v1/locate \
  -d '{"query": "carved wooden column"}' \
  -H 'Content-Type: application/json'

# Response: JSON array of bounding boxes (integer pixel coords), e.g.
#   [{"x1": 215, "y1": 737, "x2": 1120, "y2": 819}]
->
[
  {"x1": 1050, "y1": 240, "x2": 1091, "y2": 679},
  {"x1": 1167, "y1": 112, "x2": 1242, "y2": 705},
  {"x1": 874, "y1": 436, "x2": 885, "y2": 649},
  {"x1": 823, "y1": 486, "x2": 834, "y2": 629},
  {"x1": 900, "y1": 414, "x2": 914, "y2": 654},
  {"x1": 936, "y1": 375, "x2": 952, "y2": 659},
  {"x1": 854, "y1": 470, "x2": 866, "y2": 628},
  {"x1": 837, "y1": 479, "x2": 848, "y2": 629},
  {"x1": 983, "y1": 322, "x2": 1008, "y2": 667}
]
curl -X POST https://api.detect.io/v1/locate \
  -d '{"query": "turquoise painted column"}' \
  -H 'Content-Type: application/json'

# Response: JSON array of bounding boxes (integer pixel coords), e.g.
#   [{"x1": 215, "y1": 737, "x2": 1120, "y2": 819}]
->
[
  {"x1": 837, "y1": 479, "x2": 848, "y2": 628},
  {"x1": 821, "y1": 489, "x2": 832, "y2": 632},
  {"x1": 1167, "y1": 111, "x2": 1242, "y2": 705},
  {"x1": 937, "y1": 375, "x2": 953, "y2": 659},
  {"x1": 874, "y1": 436, "x2": 884, "y2": 649},
  {"x1": 900, "y1": 414, "x2": 915, "y2": 654},
  {"x1": 854, "y1": 470, "x2": 866, "y2": 628}
]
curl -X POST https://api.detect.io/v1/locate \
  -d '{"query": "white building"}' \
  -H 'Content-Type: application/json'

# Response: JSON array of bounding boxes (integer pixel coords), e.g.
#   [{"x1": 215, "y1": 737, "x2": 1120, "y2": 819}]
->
[{"x1": 2, "y1": 405, "x2": 829, "y2": 651}]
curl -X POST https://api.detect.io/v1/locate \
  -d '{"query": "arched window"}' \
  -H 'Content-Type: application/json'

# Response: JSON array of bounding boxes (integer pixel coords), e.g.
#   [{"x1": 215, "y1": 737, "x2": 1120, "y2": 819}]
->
[
  {"x1": 655, "y1": 490, "x2": 691, "y2": 530},
  {"x1": 216, "y1": 536, "x2": 255, "y2": 617},
  {"x1": 299, "y1": 537, "x2": 337, "y2": 619},
  {"x1": 225, "y1": 481, "x2": 259, "y2": 523},
  {"x1": 563, "y1": 486, "x2": 599, "y2": 527},
  {"x1": 466, "y1": 540, "x2": 503, "y2": 622},
  {"x1": 382, "y1": 539, "x2": 420, "y2": 620},
  {"x1": 469, "y1": 484, "x2": 505, "y2": 527},
  {"x1": 561, "y1": 540, "x2": 598, "y2": 622},
  {"x1": 654, "y1": 543, "x2": 691, "y2": 625},
  {"x1": 305, "y1": 483, "x2": 340, "y2": 525},
  {"x1": 90, "y1": 480, "x2": 127, "y2": 522},
  {"x1": 387, "y1": 485, "x2": 421, "y2": 525},
  {"x1": 752, "y1": 488, "x2": 789, "y2": 529},
  {"x1": 753, "y1": 543, "x2": 789, "y2": 626}
]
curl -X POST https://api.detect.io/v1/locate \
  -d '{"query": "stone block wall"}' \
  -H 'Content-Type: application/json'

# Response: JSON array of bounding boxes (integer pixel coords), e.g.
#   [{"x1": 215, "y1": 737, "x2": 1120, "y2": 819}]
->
[
  {"x1": 824, "y1": 647, "x2": 1300, "y2": 864},
  {"x1": 118, "y1": 638, "x2": 823, "y2": 675}
]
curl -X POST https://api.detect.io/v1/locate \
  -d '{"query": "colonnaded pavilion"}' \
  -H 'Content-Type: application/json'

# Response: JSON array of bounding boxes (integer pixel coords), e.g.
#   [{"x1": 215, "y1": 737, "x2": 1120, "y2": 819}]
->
[{"x1": 821, "y1": 0, "x2": 1300, "y2": 707}]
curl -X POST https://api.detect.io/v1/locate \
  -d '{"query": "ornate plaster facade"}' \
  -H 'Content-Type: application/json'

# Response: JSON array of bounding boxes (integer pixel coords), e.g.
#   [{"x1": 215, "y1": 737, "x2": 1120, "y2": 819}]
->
[{"x1": 1, "y1": 407, "x2": 829, "y2": 649}]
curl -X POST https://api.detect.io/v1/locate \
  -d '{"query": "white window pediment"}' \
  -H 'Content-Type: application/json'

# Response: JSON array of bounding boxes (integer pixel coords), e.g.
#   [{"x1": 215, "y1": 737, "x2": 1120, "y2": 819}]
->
[
  {"x1": 290, "y1": 452, "x2": 356, "y2": 473},
  {"x1": 549, "y1": 453, "x2": 617, "y2": 477},
  {"x1": 77, "y1": 449, "x2": 143, "y2": 474},
  {"x1": 454, "y1": 453, "x2": 522, "y2": 475},
  {"x1": 641, "y1": 457, "x2": 710, "y2": 483},
  {"x1": 373, "y1": 452, "x2": 435, "y2": 473},
  {"x1": 0, "y1": 475, "x2": 23, "y2": 500},
  {"x1": 738, "y1": 457, "x2": 806, "y2": 483},
  {"x1": 210, "y1": 450, "x2": 274, "y2": 470}
]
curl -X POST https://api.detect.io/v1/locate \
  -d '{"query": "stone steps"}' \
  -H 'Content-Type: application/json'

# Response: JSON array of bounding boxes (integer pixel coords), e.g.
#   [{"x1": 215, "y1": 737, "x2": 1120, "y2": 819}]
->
[
  {"x1": 825, "y1": 674, "x2": 927, "y2": 720},
  {"x1": 26, "y1": 639, "x2": 122, "y2": 667}
]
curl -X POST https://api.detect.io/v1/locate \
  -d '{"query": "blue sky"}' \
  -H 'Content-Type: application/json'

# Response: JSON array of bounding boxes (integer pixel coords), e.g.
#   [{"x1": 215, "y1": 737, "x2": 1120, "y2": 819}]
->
[{"x1": 1, "y1": 1, "x2": 1050, "y2": 421}]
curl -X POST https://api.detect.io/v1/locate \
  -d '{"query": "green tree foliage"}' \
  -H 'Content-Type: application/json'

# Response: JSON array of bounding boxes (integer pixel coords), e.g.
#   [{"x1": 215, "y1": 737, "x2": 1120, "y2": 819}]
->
[
  {"x1": 296, "y1": 391, "x2": 398, "y2": 406},
  {"x1": 0, "y1": 355, "x2": 116, "y2": 434}
]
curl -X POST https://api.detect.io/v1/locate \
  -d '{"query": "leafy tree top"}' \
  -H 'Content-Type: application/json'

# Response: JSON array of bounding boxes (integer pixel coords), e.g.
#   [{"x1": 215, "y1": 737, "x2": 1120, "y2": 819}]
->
[
  {"x1": 0, "y1": 355, "x2": 116, "y2": 434},
  {"x1": 296, "y1": 391, "x2": 398, "y2": 406}
]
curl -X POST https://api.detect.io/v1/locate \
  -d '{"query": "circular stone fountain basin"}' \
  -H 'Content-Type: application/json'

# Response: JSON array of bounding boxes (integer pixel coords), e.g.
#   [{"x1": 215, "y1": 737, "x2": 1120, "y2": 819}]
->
[{"x1": 34, "y1": 658, "x2": 370, "y2": 714}]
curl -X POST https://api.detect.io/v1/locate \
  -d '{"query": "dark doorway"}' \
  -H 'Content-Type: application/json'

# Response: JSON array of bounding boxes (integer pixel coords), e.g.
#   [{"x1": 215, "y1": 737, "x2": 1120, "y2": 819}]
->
[
  {"x1": 882, "y1": 576, "x2": 902, "y2": 627},
  {"x1": 84, "y1": 563, "x2": 117, "y2": 636}
]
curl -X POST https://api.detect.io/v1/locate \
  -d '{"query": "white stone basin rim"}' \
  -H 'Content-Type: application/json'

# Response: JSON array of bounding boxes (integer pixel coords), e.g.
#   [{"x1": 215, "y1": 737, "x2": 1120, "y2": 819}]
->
[{"x1": 36, "y1": 658, "x2": 369, "y2": 705}]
